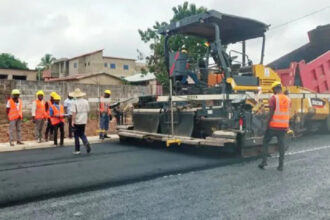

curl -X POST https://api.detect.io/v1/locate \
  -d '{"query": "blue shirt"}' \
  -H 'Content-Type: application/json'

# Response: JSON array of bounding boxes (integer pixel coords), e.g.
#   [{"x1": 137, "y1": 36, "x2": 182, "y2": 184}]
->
[{"x1": 49, "y1": 103, "x2": 60, "y2": 116}]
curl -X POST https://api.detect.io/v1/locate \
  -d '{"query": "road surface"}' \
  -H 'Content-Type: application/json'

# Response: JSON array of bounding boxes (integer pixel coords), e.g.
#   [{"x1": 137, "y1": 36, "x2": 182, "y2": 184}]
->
[{"x1": 1, "y1": 135, "x2": 330, "y2": 219}]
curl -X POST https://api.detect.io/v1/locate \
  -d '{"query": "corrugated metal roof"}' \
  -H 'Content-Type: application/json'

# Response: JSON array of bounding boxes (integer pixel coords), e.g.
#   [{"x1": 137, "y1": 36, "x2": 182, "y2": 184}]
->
[{"x1": 124, "y1": 72, "x2": 156, "y2": 82}]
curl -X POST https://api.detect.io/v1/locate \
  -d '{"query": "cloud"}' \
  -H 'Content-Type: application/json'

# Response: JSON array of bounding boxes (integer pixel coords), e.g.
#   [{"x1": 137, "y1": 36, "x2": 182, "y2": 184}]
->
[{"x1": 0, "y1": 0, "x2": 329, "y2": 69}]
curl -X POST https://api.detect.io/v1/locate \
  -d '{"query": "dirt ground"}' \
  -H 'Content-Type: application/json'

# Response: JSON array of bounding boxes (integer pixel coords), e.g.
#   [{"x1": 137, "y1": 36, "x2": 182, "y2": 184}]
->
[{"x1": 0, "y1": 119, "x2": 118, "y2": 143}]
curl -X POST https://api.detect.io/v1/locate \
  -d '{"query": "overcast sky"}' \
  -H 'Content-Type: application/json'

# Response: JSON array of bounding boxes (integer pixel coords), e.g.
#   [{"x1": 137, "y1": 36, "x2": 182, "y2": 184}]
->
[{"x1": 0, "y1": 0, "x2": 329, "y2": 69}]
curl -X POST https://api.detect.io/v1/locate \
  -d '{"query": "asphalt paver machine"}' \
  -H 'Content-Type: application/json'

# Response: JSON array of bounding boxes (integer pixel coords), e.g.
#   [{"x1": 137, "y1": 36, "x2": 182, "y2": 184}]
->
[{"x1": 118, "y1": 10, "x2": 330, "y2": 157}]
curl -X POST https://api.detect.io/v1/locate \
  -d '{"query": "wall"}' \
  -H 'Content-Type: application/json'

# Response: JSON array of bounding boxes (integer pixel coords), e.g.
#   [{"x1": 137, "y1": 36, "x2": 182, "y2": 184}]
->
[
  {"x1": 77, "y1": 74, "x2": 122, "y2": 85},
  {"x1": 0, "y1": 80, "x2": 151, "y2": 120},
  {"x1": 0, "y1": 69, "x2": 36, "y2": 81},
  {"x1": 103, "y1": 57, "x2": 136, "y2": 77}
]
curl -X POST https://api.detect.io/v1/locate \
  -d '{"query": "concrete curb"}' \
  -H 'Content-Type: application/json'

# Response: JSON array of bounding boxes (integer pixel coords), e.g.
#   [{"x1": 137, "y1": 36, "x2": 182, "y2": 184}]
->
[{"x1": 0, "y1": 135, "x2": 119, "y2": 153}]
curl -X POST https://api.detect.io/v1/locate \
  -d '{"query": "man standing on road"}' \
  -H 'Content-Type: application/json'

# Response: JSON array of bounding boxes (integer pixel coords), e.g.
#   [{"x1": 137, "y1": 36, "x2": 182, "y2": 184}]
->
[
  {"x1": 99, "y1": 89, "x2": 112, "y2": 139},
  {"x1": 64, "y1": 95, "x2": 74, "y2": 138},
  {"x1": 70, "y1": 88, "x2": 91, "y2": 155},
  {"x1": 45, "y1": 92, "x2": 56, "y2": 141},
  {"x1": 6, "y1": 89, "x2": 24, "y2": 146},
  {"x1": 50, "y1": 94, "x2": 65, "y2": 146},
  {"x1": 258, "y1": 81, "x2": 290, "y2": 171},
  {"x1": 32, "y1": 90, "x2": 47, "y2": 143}
]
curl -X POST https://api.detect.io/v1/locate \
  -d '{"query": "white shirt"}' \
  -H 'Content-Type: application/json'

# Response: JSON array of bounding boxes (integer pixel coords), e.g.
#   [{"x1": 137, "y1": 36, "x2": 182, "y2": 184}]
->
[
  {"x1": 64, "y1": 98, "x2": 73, "y2": 115},
  {"x1": 6, "y1": 99, "x2": 20, "y2": 110},
  {"x1": 70, "y1": 98, "x2": 90, "y2": 125}
]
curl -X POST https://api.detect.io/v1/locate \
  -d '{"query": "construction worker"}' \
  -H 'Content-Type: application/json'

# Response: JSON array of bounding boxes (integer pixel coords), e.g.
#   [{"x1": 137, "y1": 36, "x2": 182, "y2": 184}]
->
[
  {"x1": 45, "y1": 92, "x2": 56, "y2": 141},
  {"x1": 99, "y1": 89, "x2": 112, "y2": 139},
  {"x1": 50, "y1": 94, "x2": 65, "y2": 146},
  {"x1": 258, "y1": 81, "x2": 290, "y2": 171},
  {"x1": 32, "y1": 90, "x2": 47, "y2": 143},
  {"x1": 6, "y1": 89, "x2": 24, "y2": 146},
  {"x1": 70, "y1": 88, "x2": 91, "y2": 154}
]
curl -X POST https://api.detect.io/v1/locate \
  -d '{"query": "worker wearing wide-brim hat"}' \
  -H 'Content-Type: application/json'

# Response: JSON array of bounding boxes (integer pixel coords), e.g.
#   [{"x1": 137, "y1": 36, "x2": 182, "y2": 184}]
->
[
  {"x1": 69, "y1": 88, "x2": 91, "y2": 155},
  {"x1": 6, "y1": 89, "x2": 24, "y2": 146},
  {"x1": 258, "y1": 81, "x2": 291, "y2": 171},
  {"x1": 99, "y1": 89, "x2": 112, "y2": 140},
  {"x1": 32, "y1": 90, "x2": 47, "y2": 143}
]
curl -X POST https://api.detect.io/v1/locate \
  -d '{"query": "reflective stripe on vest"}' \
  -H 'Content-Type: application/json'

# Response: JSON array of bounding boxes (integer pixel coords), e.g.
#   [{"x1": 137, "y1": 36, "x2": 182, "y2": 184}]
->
[
  {"x1": 50, "y1": 104, "x2": 65, "y2": 125},
  {"x1": 35, "y1": 99, "x2": 46, "y2": 119},
  {"x1": 8, "y1": 98, "x2": 22, "y2": 121},
  {"x1": 99, "y1": 96, "x2": 111, "y2": 115},
  {"x1": 269, "y1": 94, "x2": 290, "y2": 128}
]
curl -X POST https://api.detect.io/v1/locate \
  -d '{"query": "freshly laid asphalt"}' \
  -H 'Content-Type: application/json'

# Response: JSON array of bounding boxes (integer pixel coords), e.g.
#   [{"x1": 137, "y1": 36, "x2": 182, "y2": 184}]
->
[
  {"x1": 0, "y1": 139, "x2": 243, "y2": 207},
  {"x1": 2, "y1": 134, "x2": 330, "y2": 219}
]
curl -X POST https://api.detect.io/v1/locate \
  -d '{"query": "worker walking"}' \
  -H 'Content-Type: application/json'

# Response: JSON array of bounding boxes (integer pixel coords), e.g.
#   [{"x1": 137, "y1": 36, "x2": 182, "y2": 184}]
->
[
  {"x1": 70, "y1": 88, "x2": 91, "y2": 155},
  {"x1": 258, "y1": 81, "x2": 290, "y2": 171},
  {"x1": 64, "y1": 95, "x2": 74, "y2": 138},
  {"x1": 32, "y1": 90, "x2": 47, "y2": 143},
  {"x1": 7, "y1": 89, "x2": 24, "y2": 146},
  {"x1": 50, "y1": 94, "x2": 65, "y2": 146},
  {"x1": 99, "y1": 89, "x2": 112, "y2": 139},
  {"x1": 45, "y1": 92, "x2": 56, "y2": 141}
]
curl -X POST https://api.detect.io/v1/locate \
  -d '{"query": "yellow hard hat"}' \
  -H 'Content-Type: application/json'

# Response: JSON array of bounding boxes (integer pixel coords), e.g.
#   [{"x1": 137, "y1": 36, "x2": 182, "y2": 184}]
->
[
  {"x1": 271, "y1": 81, "x2": 282, "y2": 89},
  {"x1": 36, "y1": 90, "x2": 44, "y2": 96},
  {"x1": 104, "y1": 89, "x2": 111, "y2": 95},
  {"x1": 181, "y1": 49, "x2": 188, "y2": 54},
  {"x1": 53, "y1": 94, "x2": 61, "y2": 101},
  {"x1": 12, "y1": 89, "x2": 20, "y2": 95},
  {"x1": 50, "y1": 92, "x2": 57, "y2": 97}
]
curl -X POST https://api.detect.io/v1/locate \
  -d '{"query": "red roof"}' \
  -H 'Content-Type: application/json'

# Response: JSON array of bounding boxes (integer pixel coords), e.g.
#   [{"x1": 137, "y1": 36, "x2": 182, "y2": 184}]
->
[{"x1": 42, "y1": 69, "x2": 51, "y2": 78}]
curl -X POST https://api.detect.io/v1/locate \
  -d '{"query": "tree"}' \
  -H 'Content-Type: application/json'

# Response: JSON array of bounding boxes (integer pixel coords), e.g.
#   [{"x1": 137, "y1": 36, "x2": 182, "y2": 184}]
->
[
  {"x1": 0, "y1": 53, "x2": 28, "y2": 70},
  {"x1": 38, "y1": 53, "x2": 56, "y2": 70},
  {"x1": 138, "y1": 2, "x2": 207, "y2": 88}
]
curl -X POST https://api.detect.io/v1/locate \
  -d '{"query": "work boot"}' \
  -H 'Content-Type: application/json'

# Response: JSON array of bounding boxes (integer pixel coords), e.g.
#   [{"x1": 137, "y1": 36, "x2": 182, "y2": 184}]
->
[
  {"x1": 277, "y1": 166, "x2": 283, "y2": 171},
  {"x1": 72, "y1": 151, "x2": 80, "y2": 155},
  {"x1": 17, "y1": 141, "x2": 24, "y2": 145},
  {"x1": 85, "y1": 143, "x2": 91, "y2": 153},
  {"x1": 258, "y1": 162, "x2": 267, "y2": 170},
  {"x1": 104, "y1": 135, "x2": 110, "y2": 139}
]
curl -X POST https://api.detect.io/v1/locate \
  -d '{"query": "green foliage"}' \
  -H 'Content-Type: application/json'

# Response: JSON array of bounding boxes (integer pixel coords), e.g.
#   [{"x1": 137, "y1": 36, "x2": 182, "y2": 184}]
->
[
  {"x1": 38, "y1": 53, "x2": 56, "y2": 70},
  {"x1": 138, "y1": 1, "x2": 207, "y2": 89},
  {"x1": 0, "y1": 53, "x2": 28, "y2": 70}
]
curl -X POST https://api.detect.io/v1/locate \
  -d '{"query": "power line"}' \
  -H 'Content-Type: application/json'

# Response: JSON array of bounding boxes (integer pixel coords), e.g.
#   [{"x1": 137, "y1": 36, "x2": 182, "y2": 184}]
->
[{"x1": 270, "y1": 5, "x2": 330, "y2": 31}]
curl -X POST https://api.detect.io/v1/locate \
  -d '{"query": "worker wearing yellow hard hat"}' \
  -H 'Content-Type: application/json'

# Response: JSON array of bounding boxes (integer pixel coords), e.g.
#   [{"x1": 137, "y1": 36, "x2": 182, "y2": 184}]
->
[
  {"x1": 259, "y1": 80, "x2": 290, "y2": 172},
  {"x1": 45, "y1": 91, "x2": 57, "y2": 141},
  {"x1": 49, "y1": 93, "x2": 65, "y2": 146},
  {"x1": 7, "y1": 89, "x2": 23, "y2": 146},
  {"x1": 99, "y1": 89, "x2": 112, "y2": 139},
  {"x1": 32, "y1": 90, "x2": 47, "y2": 143}
]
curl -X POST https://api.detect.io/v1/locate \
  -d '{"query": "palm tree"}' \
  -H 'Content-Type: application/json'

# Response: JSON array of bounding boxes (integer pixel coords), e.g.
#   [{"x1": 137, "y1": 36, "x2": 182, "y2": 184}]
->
[{"x1": 38, "y1": 54, "x2": 56, "y2": 70}]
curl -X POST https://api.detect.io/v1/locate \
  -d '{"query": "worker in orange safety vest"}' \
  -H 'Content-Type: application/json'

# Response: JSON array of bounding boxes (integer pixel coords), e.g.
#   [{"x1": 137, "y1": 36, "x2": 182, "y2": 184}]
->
[
  {"x1": 32, "y1": 90, "x2": 47, "y2": 143},
  {"x1": 45, "y1": 92, "x2": 56, "y2": 141},
  {"x1": 258, "y1": 81, "x2": 290, "y2": 171},
  {"x1": 6, "y1": 89, "x2": 24, "y2": 146},
  {"x1": 50, "y1": 94, "x2": 65, "y2": 146},
  {"x1": 99, "y1": 89, "x2": 112, "y2": 139}
]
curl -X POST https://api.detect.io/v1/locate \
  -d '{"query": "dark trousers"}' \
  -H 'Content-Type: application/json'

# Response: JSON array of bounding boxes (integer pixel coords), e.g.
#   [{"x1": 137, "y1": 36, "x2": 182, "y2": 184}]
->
[
  {"x1": 74, "y1": 124, "x2": 89, "y2": 151},
  {"x1": 261, "y1": 128, "x2": 286, "y2": 167},
  {"x1": 67, "y1": 116, "x2": 73, "y2": 138},
  {"x1": 45, "y1": 118, "x2": 54, "y2": 140},
  {"x1": 53, "y1": 122, "x2": 64, "y2": 145}
]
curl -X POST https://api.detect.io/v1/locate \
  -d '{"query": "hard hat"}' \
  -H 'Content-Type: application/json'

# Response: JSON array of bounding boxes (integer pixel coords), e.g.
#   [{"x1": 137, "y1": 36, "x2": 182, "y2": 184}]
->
[
  {"x1": 50, "y1": 92, "x2": 57, "y2": 97},
  {"x1": 104, "y1": 89, "x2": 111, "y2": 95},
  {"x1": 11, "y1": 89, "x2": 20, "y2": 95},
  {"x1": 271, "y1": 81, "x2": 282, "y2": 89},
  {"x1": 53, "y1": 94, "x2": 61, "y2": 101},
  {"x1": 36, "y1": 90, "x2": 44, "y2": 96},
  {"x1": 181, "y1": 49, "x2": 188, "y2": 54}
]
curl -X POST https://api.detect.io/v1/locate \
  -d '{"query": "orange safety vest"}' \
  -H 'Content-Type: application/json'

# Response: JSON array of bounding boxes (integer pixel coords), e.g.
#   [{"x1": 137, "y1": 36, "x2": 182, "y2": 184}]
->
[
  {"x1": 99, "y1": 96, "x2": 111, "y2": 115},
  {"x1": 269, "y1": 94, "x2": 290, "y2": 129},
  {"x1": 46, "y1": 100, "x2": 54, "y2": 119},
  {"x1": 34, "y1": 99, "x2": 47, "y2": 119},
  {"x1": 50, "y1": 104, "x2": 65, "y2": 125},
  {"x1": 8, "y1": 98, "x2": 23, "y2": 121}
]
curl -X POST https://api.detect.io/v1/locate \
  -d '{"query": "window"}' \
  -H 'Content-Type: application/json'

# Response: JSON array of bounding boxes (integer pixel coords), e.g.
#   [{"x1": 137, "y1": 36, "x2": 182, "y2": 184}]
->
[
  {"x1": 104, "y1": 63, "x2": 108, "y2": 67},
  {"x1": 0, "y1": 74, "x2": 8, "y2": 79},
  {"x1": 74, "y1": 63, "x2": 77, "y2": 68},
  {"x1": 110, "y1": 63, "x2": 116, "y2": 69},
  {"x1": 123, "y1": 65, "x2": 129, "y2": 70},
  {"x1": 13, "y1": 75, "x2": 27, "y2": 80}
]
